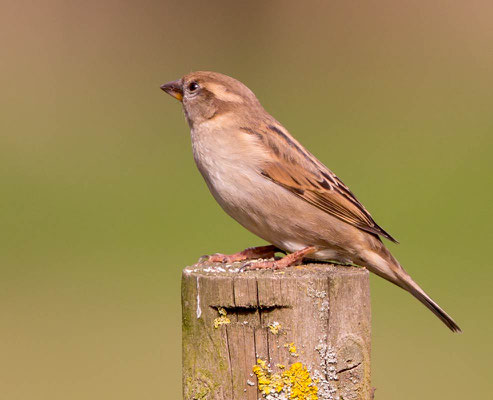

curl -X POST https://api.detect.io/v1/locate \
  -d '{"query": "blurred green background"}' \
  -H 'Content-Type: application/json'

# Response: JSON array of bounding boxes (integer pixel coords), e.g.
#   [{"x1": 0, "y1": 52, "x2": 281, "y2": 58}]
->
[{"x1": 1, "y1": 1, "x2": 492, "y2": 399}]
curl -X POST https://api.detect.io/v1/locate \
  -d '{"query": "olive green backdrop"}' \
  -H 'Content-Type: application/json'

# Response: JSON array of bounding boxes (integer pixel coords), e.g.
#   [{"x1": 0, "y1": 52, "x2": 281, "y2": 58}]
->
[{"x1": 1, "y1": 1, "x2": 492, "y2": 399}]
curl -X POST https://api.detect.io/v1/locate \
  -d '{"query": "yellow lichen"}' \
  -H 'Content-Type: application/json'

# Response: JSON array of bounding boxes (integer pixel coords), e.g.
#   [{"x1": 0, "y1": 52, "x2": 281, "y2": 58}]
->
[
  {"x1": 276, "y1": 363, "x2": 285, "y2": 369},
  {"x1": 252, "y1": 359, "x2": 275, "y2": 394},
  {"x1": 252, "y1": 358, "x2": 318, "y2": 400},
  {"x1": 213, "y1": 307, "x2": 230, "y2": 329},
  {"x1": 285, "y1": 342, "x2": 299, "y2": 357},
  {"x1": 268, "y1": 321, "x2": 282, "y2": 335},
  {"x1": 283, "y1": 362, "x2": 318, "y2": 399}
]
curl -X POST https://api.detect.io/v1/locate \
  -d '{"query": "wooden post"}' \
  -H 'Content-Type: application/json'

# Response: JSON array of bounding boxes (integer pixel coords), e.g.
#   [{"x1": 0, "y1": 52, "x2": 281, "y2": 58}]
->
[{"x1": 182, "y1": 261, "x2": 371, "y2": 400}]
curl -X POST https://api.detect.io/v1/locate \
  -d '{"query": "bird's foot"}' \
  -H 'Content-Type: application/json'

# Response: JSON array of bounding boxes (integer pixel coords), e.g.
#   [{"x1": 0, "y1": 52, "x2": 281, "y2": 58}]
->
[
  {"x1": 245, "y1": 246, "x2": 318, "y2": 270},
  {"x1": 202, "y1": 245, "x2": 281, "y2": 264}
]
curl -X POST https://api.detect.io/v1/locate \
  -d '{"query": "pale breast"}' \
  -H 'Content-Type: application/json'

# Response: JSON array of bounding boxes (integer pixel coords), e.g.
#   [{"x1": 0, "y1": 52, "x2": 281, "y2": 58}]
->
[
  {"x1": 189, "y1": 121, "x2": 367, "y2": 261},
  {"x1": 191, "y1": 121, "x2": 269, "y2": 220}
]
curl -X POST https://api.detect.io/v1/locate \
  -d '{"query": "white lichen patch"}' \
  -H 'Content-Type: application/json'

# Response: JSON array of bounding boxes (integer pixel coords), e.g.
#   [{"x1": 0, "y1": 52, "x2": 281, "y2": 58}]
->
[
  {"x1": 184, "y1": 263, "x2": 243, "y2": 274},
  {"x1": 313, "y1": 336, "x2": 339, "y2": 400},
  {"x1": 307, "y1": 284, "x2": 327, "y2": 299},
  {"x1": 202, "y1": 265, "x2": 240, "y2": 273}
]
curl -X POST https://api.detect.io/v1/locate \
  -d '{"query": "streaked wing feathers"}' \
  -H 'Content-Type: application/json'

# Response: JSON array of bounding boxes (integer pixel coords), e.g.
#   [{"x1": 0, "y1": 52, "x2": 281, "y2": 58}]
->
[{"x1": 259, "y1": 124, "x2": 398, "y2": 243}]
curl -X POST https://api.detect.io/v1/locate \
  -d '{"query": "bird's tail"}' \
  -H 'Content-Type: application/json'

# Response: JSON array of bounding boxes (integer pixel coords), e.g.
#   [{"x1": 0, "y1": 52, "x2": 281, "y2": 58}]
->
[{"x1": 362, "y1": 245, "x2": 461, "y2": 333}]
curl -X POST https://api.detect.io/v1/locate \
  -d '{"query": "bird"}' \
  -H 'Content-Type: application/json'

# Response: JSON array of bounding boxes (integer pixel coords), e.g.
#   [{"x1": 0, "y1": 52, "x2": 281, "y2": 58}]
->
[{"x1": 160, "y1": 71, "x2": 461, "y2": 333}]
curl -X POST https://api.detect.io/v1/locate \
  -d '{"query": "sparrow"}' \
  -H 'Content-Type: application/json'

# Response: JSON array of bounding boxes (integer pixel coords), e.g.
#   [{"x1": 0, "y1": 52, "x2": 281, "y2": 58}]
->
[{"x1": 160, "y1": 71, "x2": 461, "y2": 333}]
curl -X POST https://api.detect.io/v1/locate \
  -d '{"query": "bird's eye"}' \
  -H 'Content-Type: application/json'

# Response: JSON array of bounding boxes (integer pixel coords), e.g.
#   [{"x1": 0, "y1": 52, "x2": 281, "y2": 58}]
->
[{"x1": 188, "y1": 82, "x2": 199, "y2": 92}]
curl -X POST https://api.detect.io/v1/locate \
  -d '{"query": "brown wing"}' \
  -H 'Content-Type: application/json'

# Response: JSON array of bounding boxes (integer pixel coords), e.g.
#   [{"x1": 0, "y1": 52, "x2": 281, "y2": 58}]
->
[{"x1": 257, "y1": 124, "x2": 398, "y2": 243}]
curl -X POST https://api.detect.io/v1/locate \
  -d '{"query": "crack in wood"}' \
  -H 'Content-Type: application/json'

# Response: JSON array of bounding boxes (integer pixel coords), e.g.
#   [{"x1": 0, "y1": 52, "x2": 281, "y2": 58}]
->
[
  {"x1": 338, "y1": 361, "x2": 362, "y2": 374},
  {"x1": 255, "y1": 278, "x2": 261, "y2": 324},
  {"x1": 225, "y1": 327, "x2": 234, "y2": 399},
  {"x1": 264, "y1": 311, "x2": 270, "y2": 363},
  {"x1": 210, "y1": 305, "x2": 289, "y2": 312},
  {"x1": 231, "y1": 277, "x2": 238, "y2": 322}
]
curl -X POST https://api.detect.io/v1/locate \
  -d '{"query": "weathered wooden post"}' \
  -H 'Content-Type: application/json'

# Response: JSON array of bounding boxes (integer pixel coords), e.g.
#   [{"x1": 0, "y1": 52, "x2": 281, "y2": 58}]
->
[{"x1": 182, "y1": 261, "x2": 371, "y2": 400}]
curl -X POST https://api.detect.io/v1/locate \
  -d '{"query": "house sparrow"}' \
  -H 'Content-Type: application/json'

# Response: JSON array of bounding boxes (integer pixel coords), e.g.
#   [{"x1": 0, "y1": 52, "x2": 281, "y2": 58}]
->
[{"x1": 160, "y1": 71, "x2": 461, "y2": 333}]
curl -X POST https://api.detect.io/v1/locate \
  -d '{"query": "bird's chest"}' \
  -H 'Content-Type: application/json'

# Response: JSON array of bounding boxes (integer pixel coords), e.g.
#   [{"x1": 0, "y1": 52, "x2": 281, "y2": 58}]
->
[{"x1": 190, "y1": 126, "x2": 262, "y2": 212}]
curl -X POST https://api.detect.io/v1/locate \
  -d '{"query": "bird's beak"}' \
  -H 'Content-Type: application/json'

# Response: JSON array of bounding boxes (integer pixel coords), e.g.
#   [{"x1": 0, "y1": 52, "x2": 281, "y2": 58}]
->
[{"x1": 160, "y1": 80, "x2": 183, "y2": 102}]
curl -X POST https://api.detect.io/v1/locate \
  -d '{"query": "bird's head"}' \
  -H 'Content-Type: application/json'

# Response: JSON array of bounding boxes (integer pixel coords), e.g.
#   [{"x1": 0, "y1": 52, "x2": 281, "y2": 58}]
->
[{"x1": 160, "y1": 71, "x2": 262, "y2": 127}]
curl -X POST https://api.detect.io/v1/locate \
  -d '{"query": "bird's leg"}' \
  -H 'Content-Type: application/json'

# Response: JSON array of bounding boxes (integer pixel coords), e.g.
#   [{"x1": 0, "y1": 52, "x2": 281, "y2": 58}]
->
[
  {"x1": 245, "y1": 246, "x2": 318, "y2": 270},
  {"x1": 205, "y1": 245, "x2": 281, "y2": 263}
]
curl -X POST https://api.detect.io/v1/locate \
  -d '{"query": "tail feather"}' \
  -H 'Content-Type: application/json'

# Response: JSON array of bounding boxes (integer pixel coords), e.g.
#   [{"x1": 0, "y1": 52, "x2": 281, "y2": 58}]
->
[
  {"x1": 400, "y1": 278, "x2": 462, "y2": 333},
  {"x1": 363, "y1": 246, "x2": 462, "y2": 333}
]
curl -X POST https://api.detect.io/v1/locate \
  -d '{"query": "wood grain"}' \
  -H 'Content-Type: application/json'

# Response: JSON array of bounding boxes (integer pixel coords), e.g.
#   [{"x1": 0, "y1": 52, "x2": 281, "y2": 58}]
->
[{"x1": 182, "y1": 261, "x2": 371, "y2": 400}]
